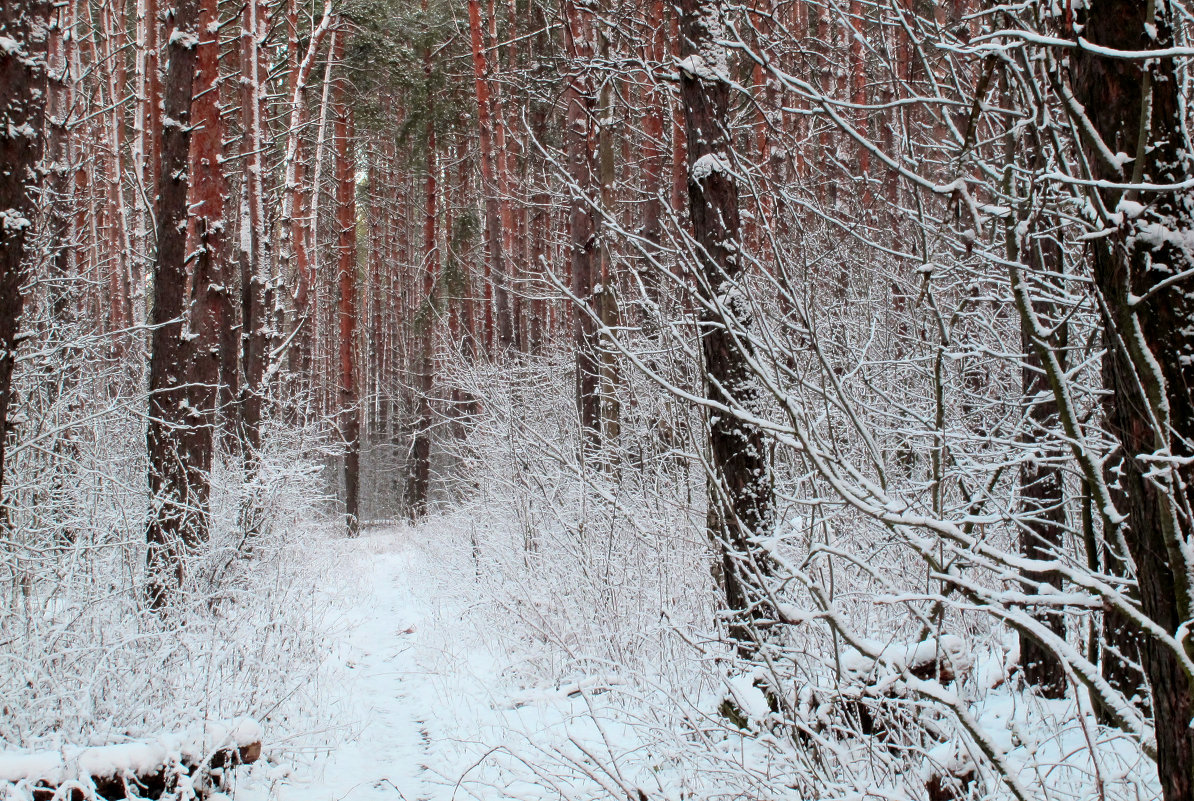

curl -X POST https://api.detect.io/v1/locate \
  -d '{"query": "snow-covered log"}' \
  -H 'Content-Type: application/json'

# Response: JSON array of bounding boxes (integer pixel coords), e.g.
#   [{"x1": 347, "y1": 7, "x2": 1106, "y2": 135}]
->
[{"x1": 0, "y1": 718, "x2": 261, "y2": 800}]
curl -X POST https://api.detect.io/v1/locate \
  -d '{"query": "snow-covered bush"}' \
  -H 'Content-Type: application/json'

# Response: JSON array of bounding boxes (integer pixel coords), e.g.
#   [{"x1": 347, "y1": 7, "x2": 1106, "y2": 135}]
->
[
  {"x1": 0, "y1": 323, "x2": 337, "y2": 752},
  {"x1": 436, "y1": 346, "x2": 711, "y2": 684}
]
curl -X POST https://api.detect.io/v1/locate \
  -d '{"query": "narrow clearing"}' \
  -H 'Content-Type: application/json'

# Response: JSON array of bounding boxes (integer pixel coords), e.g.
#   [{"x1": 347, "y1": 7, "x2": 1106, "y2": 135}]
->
[{"x1": 240, "y1": 527, "x2": 629, "y2": 801}]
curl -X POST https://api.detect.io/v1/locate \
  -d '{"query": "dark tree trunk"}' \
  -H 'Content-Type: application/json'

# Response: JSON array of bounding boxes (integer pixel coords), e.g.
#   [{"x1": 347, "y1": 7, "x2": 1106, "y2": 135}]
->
[
  {"x1": 239, "y1": 238, "x2": 266, "y2": 462},
  {"x1": 0, "y1": 0, "x2": 51, "y2": 508},
  {"x1": 145, "y1": 0, "x2": 205, "y2": 608},
  {"x1": 1071, "y1": 1, "x2": 1194, "y2": 798},
  {"x1": 406, "y1": 63, "x2": 438, "y2": 519},
  {"x1": 1098, "y1": 449, "x2": 1148, "y2": 720},
  {"x1": 562, "y1": 0, "x2": 601, "y2": 452},
  {"x1": 678, "y1": 0, "x2": 774, "y2": 649}
]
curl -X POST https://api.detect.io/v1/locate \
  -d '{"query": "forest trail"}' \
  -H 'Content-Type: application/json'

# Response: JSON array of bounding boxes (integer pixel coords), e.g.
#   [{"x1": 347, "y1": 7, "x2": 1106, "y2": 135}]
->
[
  {"x1": 239, "y1": 530, "x2": 487, "y2": 801},
  {"x1": 243, "y1": 528, "x2": 450, "y2": 801},
  {"x1": 239, "y1": 526, "x2": 615, "y2": 801}
]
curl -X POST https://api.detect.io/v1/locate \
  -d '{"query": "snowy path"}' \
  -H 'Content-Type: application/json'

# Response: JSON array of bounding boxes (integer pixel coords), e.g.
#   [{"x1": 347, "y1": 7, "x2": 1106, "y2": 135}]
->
[
  {"x1": 242, "y1": 530, "x2": 486, "y2": 801},
  {"x1": 239, "y1": 527, "x2": 623, "y2": 801}
]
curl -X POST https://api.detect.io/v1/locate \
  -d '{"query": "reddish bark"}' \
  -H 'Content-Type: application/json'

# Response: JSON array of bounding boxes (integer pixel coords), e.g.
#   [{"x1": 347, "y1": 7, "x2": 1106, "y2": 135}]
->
[
  {"x1": 669, "y1": 9, "x2": 687, "y2": 216},
  {"x1": 640, "y1": 0, "x2": 665, "y2": 295},
  {"x1": 466, "y1": 0, "x2": 511, "y2": 356},
  {"x1": 849, "y1": 0, "x2": 870, "y2": 206},
  {"x1": 145, "y1": 0, "x2": 206, "y2": 607},
  {"x1": 333, "y1": 31, "x2": 360, "y2": 537},
  {"x1": 186, "y1": 0, "x2": 229, "y2": 447},
  {"x1": 98, "y1": 0, "x2": 132, "y2": 328}
]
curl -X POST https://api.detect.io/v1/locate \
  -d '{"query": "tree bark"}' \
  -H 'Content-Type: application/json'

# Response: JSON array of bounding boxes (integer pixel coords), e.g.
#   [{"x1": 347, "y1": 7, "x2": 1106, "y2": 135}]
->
[
  {"x1": 407, "y1": 28, "x2": 438, "y2": 518},
  {"x1": 333, "y1": 31, "x2": 360, "y2": 537},
  {"x1": 134, "y1": 0, "x2": 161, "y2": 296},
  {"x1": 466, "y1": 0, "x2": 507, "y2": 357},
  {"x1": 283, "y1": 1, "x2": 333, "y2": 385},
  {"x1": 678, "y1": 0, "x2": 775, "y2": 649},
  {"x1": 1071, "y1": 1, "x2": 1194, "y2": 798},
  {"x1": 596, "y1": 21, "x2": 621, "y2": 447},
  {"x1": 487, "y1": 0, "x2": 516, "y2": 352},
  {"x1": 562, "y1": 0, "x2": 602, "y2": 453},
  {"x1": 186, "y1": 0, "x2": 229, "y2": 460},
  {"x1": 639, "y1": 0, "x2": 666, "y2": 310},
  {"x1": 145, "y1": 0, "x2": 205, "y2": 607},
  {"x1": 0, "y1": 0, "x2": 51, "y2": 509}
]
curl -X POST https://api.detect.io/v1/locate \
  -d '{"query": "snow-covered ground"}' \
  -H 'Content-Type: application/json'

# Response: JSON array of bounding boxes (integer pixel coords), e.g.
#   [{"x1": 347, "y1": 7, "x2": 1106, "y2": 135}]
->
[{"x1": 238, "y1": 526, "x2": 648, "y2": 801}]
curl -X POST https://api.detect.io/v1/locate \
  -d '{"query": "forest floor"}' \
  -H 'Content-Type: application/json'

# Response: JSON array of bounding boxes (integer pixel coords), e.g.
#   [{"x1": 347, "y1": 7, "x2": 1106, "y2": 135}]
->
[{"x1": 237, "y1": 525, "x2": 639, "y2": 801}]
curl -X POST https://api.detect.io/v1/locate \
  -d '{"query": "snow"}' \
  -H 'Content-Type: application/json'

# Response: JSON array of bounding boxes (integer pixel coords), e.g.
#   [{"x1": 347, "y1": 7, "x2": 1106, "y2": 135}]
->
[
  {"x1": 724, "y1": 673, "x2": 770, "y2": 724},
  {"x1": 1118, "y1": 199, "x2": 1146, "y2": 219},
  {"x1": 690, "y1": 152, "x2": 731, "y2": 183},
  {"x1": 238, "y1": 528, "x2": 648, "y2": 801},
  {"x1": 0, "y1": 717, "x2": 262, "y2": 787},
  {"x1": 168, "y1": 30, "x2": 199, "y2": 49},
  {"x1": 0, "y1": 750, "x2": 63, "y2": 785},
  {"x1": 76, "y1": 742, "x2": 171, "y2": 780},
  {"x1": 0, "y1": 211, "x2": 31, "y2": 233}
]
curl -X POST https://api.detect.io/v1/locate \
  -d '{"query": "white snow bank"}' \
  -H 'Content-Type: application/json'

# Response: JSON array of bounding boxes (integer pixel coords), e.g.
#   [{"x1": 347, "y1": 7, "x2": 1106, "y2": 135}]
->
[
  {"x1": 841, "y1": 635, "x2": 973, "y2": 681},
  {"x1": 0, "y1": 717, "x2": 262, "y2": 786}
]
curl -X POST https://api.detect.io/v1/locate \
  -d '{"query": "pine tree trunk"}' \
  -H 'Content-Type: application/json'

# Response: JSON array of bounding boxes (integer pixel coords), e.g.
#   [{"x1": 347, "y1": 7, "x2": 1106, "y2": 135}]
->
[
  {"x1": 333, "y1": 32, "x2": 360, "y2": 537},
  {"x1": 134, "y1": 0, "x2": 161, "y2": 296},
  {"x1": 0, "y1": 0, "x2": 51, "y2": 508},
  {"x1": 185, "y1": 0, "x2": 228, "y2": 466},
  {"x1": 466, "y1": 0, "x2": 506, "y2": 357},
  {"x1": 235, "y1": 0, "x2": 271, "y2": 541},
  {"x1": 407, "y1": 116, "x2": 437, "y2": 518},
  {"x1": 283, "y1": 2, "x2": 333, "y2": 389},
  {"x1": 145, "y1": 0, "x2": 205, "y2": 607},
  {"x1": 487, "y1": 0, "x2": 516, "y2": 352},
  {"x1": 1071, "y1": 1, "x2": 1194, "y2": 798},
  {"x1": 678, "y1": 0, "x2": 774, "y2": 650},
  {"x1": 562, "y1": 0, "x2": 601, "y2": 452}
]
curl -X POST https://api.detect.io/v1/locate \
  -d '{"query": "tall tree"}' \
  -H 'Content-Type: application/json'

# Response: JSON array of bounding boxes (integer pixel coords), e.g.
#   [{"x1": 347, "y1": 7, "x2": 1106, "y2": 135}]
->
[
  {"x1": 561, "y1": 0, "x2": 601, "y2": 451},
  {"x1": 678, "y1": 0, "x2": 774, "y2": 649},
  {"x1": 466, "y1": 0, "x2": 503, "y2": 355},
  {"x1": 333, "y1": 29, "x2": 361, "y2": 537},
  {"x1": 185, "y1": 0, "x2": 229, "y2": 460},
  {"x1": 406, "y1": 0, "x2": 439, "y2": 518},
  {"x1": 595, "y1": 18, "x2": 620, "y2": 447},
  {"x1": 144, "y1": 0, "x2": 205, "y2": 606},
  {"x1": 1071, "y1": 1, "x2": 1194, "y2": 798},
  {"x1": 0, "y1": 0, "x2": 51, "y2": 507}
]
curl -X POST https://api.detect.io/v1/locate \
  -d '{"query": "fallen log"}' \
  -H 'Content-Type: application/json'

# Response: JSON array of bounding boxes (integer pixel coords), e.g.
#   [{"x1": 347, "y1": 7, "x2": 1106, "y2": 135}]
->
[{"x1": 0, "y1": 718, "x2": 262, "y2": 800}]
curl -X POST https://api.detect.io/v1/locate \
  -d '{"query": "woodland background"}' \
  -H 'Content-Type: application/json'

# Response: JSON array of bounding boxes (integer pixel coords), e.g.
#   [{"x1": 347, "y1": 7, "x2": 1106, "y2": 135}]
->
[{"x1": 2, "y1": 0, "x2": 1194, "y2": 799}]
